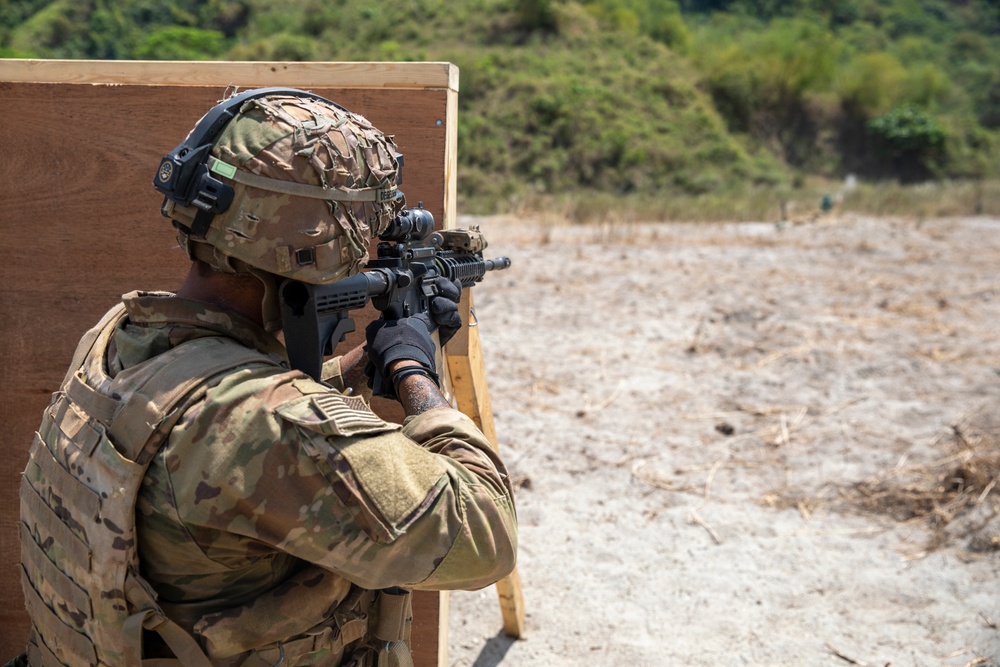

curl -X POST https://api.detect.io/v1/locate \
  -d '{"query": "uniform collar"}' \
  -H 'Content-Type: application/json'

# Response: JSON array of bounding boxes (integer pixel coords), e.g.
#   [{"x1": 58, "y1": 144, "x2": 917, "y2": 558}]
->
[{"x1": 120, "y1": 290, "x2": 287, "y2": 359}]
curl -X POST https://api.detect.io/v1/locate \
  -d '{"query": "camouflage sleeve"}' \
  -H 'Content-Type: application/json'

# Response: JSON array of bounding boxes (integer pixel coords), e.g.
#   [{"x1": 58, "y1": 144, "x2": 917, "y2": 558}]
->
[
  {"x1": 160, "y1": 367, "x2": 516, "y2": 593},
  {"x1": 397, "y1": 407, "x2": 518, "y2": 590},
  {"x1": 320, "y1": 356, "x2": 346, "y2": 392}
]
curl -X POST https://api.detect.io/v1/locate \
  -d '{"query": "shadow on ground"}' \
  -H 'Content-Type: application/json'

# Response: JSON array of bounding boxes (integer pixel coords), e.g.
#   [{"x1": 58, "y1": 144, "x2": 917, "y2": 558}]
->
[{"x1": 470, "y1": 631, "x2": 517, "y2": 667}]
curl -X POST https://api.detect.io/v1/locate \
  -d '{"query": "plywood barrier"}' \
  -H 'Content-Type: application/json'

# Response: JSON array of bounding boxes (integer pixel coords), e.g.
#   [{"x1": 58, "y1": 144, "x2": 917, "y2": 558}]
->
[{"x1": 0, "y1": 59, "x2": 458, "y2": 666}]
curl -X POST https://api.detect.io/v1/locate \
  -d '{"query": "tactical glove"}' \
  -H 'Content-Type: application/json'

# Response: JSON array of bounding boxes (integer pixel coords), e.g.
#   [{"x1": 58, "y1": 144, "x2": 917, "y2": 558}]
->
[
  {"x1": 365, "y1": 316, "x2": 439, "y2": 399},
  {"x1": 364, "y1": 277, "x2": 463, "y2": 399},
  {"x1": 426, "y1": 276, "x2": 463, "y2": 346}
]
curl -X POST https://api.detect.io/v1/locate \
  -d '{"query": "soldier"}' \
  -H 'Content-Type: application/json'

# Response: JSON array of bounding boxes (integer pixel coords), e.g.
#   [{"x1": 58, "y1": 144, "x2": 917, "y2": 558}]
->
[{"x1": 12, "y1": 89, "x2": 517, "y2": 667}]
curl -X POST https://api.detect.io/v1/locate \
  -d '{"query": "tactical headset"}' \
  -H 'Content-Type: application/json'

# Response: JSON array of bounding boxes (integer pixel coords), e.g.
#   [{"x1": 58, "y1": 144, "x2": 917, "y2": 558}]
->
[{"x1": 152, "y1": 87, "x2": 402, "y2": 239}]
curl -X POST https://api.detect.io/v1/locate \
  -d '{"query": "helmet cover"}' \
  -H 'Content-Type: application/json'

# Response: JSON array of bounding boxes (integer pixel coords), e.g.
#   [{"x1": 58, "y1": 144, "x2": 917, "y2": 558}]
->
[{"x1": 171, "y1": 92, "x2": 405, "y2": 285}]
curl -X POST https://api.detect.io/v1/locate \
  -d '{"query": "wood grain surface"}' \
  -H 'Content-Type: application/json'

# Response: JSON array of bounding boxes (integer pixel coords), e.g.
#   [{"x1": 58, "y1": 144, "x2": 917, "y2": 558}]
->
[{"x1": 0, "y1": 68, "x2": 453, "y2": 665}]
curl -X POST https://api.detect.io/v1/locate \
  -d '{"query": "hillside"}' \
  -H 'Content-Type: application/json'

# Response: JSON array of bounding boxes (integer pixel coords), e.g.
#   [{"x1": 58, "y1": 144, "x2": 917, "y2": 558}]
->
[{"x1": 2, "y1": 0, "x2": 999, "y2": 217}]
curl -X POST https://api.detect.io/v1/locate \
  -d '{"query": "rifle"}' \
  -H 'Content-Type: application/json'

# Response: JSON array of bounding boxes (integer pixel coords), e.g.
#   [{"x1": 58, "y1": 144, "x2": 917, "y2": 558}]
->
[{"x1": 279, "y1": 205, "x2": 511, "y2": 382}]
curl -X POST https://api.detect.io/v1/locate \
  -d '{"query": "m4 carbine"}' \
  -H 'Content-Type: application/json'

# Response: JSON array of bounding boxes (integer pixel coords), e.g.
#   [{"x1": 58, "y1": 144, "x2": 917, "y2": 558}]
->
[{"x1": 279, "y1": 205, "x2": 511, "y2": 381}]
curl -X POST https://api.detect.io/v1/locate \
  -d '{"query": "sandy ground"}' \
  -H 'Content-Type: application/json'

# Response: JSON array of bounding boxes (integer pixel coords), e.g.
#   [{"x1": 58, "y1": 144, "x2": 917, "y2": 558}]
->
[{"x1": 445, "y1": 214, "x2": 1000, "y2": 667}]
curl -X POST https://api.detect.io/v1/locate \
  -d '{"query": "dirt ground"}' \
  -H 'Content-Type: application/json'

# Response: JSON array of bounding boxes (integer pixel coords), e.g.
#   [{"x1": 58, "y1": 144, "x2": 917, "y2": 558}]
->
[{"x1": 445, "y1": 213, "x2": 1000, "y2": 667}]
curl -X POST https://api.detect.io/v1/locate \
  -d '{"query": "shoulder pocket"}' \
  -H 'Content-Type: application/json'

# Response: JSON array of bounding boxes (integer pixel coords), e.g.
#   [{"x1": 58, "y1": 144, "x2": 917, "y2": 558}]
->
[{"x1": 275, "y1": 392, "x2": 400, "y2": 438}]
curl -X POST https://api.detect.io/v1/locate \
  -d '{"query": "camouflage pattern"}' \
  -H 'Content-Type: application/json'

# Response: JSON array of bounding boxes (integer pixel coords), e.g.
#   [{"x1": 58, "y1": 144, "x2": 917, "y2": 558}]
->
[
  {"x1": 170, "y1": 94, "x2": 406, "y2": 285},
  {"x1": 19, "y1": 298, "x2": 289, "y2": 667},
  {"x1": 19, "y1": 290, "x2": 517, "y2": 666}
]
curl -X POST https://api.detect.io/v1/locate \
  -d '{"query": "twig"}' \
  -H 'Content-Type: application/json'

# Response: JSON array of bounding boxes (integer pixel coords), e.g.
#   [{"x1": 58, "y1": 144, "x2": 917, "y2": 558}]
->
[
  {"x1": 689, "y1": 509, "x2": 722, "y2": 545},
  {"x1": 820, "y1": 396, "x2": 867, "y2": 417},
  {"x1": 761, "y1": 397, "x2": 867, "y2": 446},
  {"x1": 675, "y1": 459, "x2": 760, "y2": 474},
  {"x1": 704, "y1": 458, "x2": 726, "y2": 500},
  {"x1": 961, "y1": 657, "x2": 987, "y2": 667},
  {"x1": 612, "y1": 437, "x2": 641, "y2": 468},
  {"x1": 735, "y1": 401, "x2": 802, "y2": 416},
  {"x1": 825, "y1": 643, "x2": 874, "y2": 667},
  {"x1": 794, "y1": 527, "x2": 885, "y2": 537},
  {"x1": 576, "y1": 381, "x2": 625, "y2": 416},
  {"x1": 765, "y1": 406, "x2": 807, "y2": 445},
  {"x1": 976, "y1": 478, "x2": 997, "y2": 505},
  {"x1": 752, "y1": 342, "x2": 816, "y2": 369},
  {"x1": 860, "y1": 449, "x2": 976, "y2": 486},
  {"x1": 630, "y1": 460, "x2": 698, "y2": 493}
]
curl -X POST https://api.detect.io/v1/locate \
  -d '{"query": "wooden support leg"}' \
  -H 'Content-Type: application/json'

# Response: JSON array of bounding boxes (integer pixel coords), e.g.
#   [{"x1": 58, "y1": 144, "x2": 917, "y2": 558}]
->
[
  {"x1": 443, "y1": 292, "x2": 527, "y2": 639},
  {"x1": 410, "y1": 591, "x2": 449, "y2": 667}
]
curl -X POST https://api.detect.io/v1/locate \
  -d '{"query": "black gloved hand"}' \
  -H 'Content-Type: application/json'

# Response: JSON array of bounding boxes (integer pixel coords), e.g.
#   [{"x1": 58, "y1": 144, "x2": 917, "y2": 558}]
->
[
  {"x1": 365, "y1": 316, "x2": 439, "y2": 399},
  {"x1": 424, "y1": 276, "x2": 463, "y2": 346},
  {"x1": 364, "y1": 277, "x2": 463, "y2": 399}
]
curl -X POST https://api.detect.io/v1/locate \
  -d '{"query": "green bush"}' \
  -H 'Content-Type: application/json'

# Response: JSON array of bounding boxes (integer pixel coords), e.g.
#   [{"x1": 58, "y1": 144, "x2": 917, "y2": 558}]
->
[
  {"x1": 865, "y1": 104, "x2": 946, "y2": 180},
  {"x1": 7, "y1": 0, "x2": 90, "y2": 57},
  {"x1": 867, "y1": 105, "x2": 945, "y2": 156},
  {"x1": 134, "y1": 26, "x2": 226, "y2": 60},
  {"x1": 228, "y1": 32, "x2": 319, "y2": 60}
]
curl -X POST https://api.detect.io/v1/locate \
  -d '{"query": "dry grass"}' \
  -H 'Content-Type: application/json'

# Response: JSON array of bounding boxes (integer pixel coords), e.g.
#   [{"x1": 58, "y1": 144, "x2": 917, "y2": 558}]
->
[
  {"x1": 479, "y1": 178, "x2": 1000, "y2": 225},
  {"x1": 837, "y1": 405, "x2": 1000, "y2": 552}
]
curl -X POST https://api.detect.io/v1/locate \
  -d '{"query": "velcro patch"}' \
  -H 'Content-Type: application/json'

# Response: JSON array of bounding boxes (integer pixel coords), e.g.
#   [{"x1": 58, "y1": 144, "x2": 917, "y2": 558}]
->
[
  {"x1": 275, "y1": 392, "x2": 399, "y2": 438},
  {"x1": 313, "y1": 394, "x2": 389, "y2": 433}
]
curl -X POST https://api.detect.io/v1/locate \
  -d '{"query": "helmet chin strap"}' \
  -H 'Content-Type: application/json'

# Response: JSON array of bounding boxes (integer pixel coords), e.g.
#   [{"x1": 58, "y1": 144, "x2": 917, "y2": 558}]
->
[
  {"x1": 243, "y1": 266, "x2": 283, "y2": 332},
  {"x1": 180, "y1": 231, "x2": 237, "y2": 272}
]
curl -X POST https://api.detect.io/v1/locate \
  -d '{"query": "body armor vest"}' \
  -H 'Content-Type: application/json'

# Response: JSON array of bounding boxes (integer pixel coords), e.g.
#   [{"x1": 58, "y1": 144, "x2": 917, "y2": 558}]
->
[{"x1": 18, "y1": 304, "x2": 413, "y2": 667}]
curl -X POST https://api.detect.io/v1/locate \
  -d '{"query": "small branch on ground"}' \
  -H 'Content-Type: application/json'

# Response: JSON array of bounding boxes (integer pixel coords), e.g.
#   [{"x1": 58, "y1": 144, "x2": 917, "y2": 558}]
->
[
  {"x1": 689, "y1": 509, "x2": 722, "y2": 545},
  {"x1": 825, "y1": 643, "x2": 876, "y2": 666},
  {"x1": 961, "y1": 657, "x2": 987, "y2": 667}
]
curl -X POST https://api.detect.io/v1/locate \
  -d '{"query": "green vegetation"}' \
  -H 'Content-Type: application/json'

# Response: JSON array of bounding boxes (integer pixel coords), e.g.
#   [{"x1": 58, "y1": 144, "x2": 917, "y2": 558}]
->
[{"x1": 3, "y1": 0, "x2": 999, "y2": 220}]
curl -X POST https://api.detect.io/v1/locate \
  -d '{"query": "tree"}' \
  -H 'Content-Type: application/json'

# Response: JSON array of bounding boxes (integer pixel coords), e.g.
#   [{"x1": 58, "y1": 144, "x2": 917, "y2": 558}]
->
[{"x1": 866, "y1": 104, "x2": 946, "y2": 181}]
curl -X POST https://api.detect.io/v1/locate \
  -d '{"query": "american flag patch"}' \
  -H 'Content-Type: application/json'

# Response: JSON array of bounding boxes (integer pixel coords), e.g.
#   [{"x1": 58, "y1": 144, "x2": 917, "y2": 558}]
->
[{"x1": 312, "y1": 393, "x2": 394, "y2": 436}]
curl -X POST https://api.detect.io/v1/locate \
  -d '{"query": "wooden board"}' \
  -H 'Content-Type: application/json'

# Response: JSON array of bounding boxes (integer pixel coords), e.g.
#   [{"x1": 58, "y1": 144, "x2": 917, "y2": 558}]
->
[
  {"x1": 445, "y1": 294, "x2": 527, "y2": 639},
  {"x1": 0, "y1": 60, "x2": 457, "y2": 665}
]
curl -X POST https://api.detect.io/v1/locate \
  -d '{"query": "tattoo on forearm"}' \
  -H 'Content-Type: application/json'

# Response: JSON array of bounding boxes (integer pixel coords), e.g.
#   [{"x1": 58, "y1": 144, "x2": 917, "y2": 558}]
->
[{"x1": 399, "y1": 375, "x2": 450, "y2": 415}]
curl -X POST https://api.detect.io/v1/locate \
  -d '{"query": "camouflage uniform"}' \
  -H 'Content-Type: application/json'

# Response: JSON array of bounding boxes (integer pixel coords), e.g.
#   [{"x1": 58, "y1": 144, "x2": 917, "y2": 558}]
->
[
  {"x1": 131, "y1": 291, "x2": 518, "y2": 617},
  {"x1": 18, "y1": 290, "x2": 517, "y2": 666}
]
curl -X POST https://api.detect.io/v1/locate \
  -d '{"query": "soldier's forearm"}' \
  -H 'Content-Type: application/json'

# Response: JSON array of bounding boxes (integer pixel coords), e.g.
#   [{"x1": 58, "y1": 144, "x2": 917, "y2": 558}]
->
[{"x1": 389, "y1": 360, "x2": 450, "y2": 415}]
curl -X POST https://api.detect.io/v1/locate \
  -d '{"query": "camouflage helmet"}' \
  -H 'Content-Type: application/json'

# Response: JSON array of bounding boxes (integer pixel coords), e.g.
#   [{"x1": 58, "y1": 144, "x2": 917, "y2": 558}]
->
[{"x1": 160, "y1": 89, "x2": 405, "y2": 285}]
